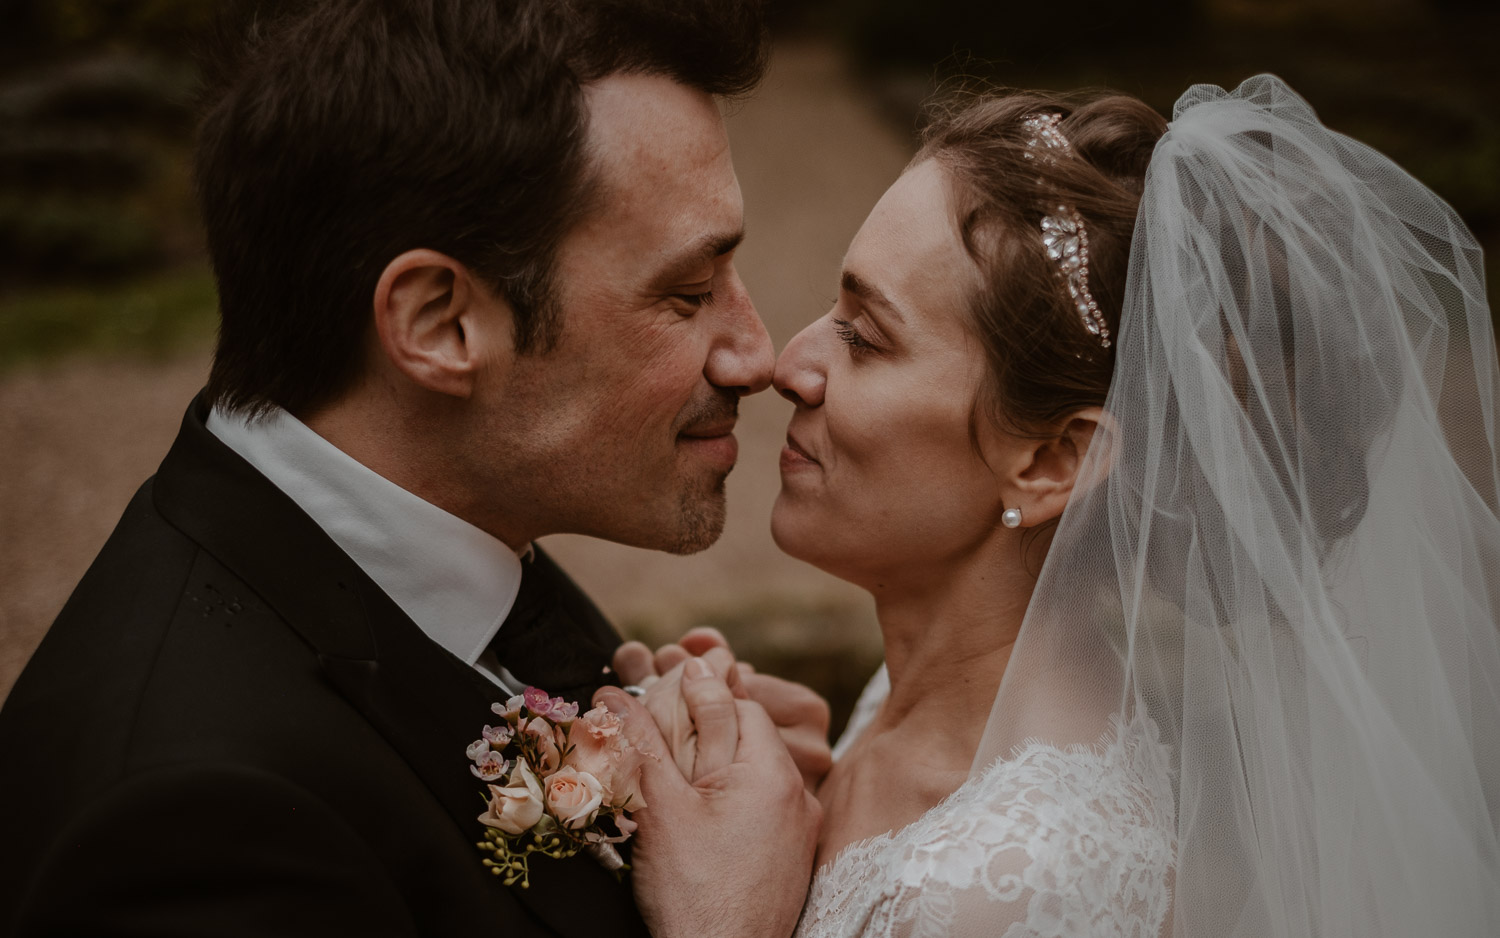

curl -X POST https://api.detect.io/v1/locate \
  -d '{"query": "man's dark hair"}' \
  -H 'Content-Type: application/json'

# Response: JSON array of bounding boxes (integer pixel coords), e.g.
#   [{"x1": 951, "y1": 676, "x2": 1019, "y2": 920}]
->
[{"x1": 196, "y1": 0, "x2": 769, "y2": 417}]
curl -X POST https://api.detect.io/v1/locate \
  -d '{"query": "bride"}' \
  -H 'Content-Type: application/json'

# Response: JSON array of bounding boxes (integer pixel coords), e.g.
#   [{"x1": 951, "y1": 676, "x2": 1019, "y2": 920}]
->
[{"x1": 621, "y1": 75, "x2": 1500, "y2": 937}]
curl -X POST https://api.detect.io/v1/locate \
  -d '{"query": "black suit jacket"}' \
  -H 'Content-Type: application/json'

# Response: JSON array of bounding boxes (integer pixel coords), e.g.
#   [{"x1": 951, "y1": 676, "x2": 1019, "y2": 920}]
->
[{"x1": 0, "y1": 396, "x2": 650, "y2": 937}]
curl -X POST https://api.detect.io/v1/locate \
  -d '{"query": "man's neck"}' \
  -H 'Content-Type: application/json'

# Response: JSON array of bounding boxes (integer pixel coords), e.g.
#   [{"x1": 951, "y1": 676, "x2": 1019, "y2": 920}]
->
[{"x1": 302, "y1": 393, "x2": 534, "y2": 552}]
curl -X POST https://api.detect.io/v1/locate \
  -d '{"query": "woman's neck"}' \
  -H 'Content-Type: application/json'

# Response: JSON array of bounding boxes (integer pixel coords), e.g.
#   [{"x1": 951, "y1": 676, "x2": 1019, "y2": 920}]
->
[
  {"x1": 866, "y1": 549, "x2": 1034, "y2": 768},
  {"x1": 808, "y1": 546, "x2": 1038, "y2": 868}
]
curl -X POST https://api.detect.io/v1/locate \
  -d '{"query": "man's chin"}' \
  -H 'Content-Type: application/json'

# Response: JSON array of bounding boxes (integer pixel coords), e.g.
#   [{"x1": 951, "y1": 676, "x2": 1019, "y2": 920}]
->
[
  {"x1": 664, "y1": 484, "x2": 727, "y2": 555},
  {"x1": 577, "y1": 472, "x2": 727, "y2": 554}
]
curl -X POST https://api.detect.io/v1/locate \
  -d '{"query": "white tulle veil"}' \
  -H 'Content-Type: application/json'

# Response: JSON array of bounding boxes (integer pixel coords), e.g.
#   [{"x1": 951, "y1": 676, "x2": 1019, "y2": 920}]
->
[{"x1": 969, "y1": 75, "x2": 1500, "y2": 935}]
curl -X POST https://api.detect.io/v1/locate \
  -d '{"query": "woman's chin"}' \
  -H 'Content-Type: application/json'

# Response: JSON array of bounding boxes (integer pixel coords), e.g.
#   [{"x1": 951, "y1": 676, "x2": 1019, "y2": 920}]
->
[
  {"x1": 771, "y1": 496, "x2": 874, "y2": 590},
  {"x1": 770, "y1": 495, "x2": 830, "y2": 569}
]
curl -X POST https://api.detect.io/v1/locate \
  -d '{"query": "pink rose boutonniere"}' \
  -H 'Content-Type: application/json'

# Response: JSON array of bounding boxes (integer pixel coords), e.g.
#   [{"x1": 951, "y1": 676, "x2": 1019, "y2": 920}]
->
[{"x1": 467, "y1": 687, "x2": 648, "y2": 887}]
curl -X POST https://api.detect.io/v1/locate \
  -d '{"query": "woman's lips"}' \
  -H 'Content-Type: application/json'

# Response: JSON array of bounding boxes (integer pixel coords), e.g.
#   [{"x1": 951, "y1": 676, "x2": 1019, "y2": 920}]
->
[{"x1": 780, "y1": 434, "x2": 819, "y2": 472}]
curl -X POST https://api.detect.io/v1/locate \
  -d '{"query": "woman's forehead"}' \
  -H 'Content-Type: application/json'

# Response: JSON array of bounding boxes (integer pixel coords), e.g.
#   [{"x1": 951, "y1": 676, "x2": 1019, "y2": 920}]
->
[{"x1": 844, "y1": 161, "x2": 981, "y2": 332}]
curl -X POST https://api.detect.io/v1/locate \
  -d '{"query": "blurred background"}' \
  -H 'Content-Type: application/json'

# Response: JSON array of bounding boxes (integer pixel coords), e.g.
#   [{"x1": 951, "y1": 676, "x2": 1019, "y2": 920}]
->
[{"x1": 2, "y1": 0, "x2": 1496, "y2": 734}]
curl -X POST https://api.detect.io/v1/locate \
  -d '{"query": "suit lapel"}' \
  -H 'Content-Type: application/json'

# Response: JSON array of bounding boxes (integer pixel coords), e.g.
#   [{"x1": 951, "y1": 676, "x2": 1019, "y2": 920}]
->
[
  {"x1": 153, "y1": 395, "x2": 645, "y2": 936},
  {"x1": 316, "y1": 578, "x2": 641, "y2": 936},
  {"x1": 154, "y1": 395, "x2": 494, "y2": 830}
]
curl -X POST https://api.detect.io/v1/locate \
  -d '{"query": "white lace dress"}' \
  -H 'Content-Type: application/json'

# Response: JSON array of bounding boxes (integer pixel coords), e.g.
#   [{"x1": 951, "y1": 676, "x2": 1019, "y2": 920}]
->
[{"x1": 795, "y1": 666, "x2": 1177, "y2": 938}]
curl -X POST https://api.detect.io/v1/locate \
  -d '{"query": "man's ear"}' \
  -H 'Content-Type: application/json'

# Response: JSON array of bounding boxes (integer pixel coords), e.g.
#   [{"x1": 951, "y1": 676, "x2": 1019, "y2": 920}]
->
[
  {"x1": 372, "y1": 249, "x2": 514, "y2": 398},
  {"x1": 1000, "y1": 406, "x2": 1116, "y2": 527}
]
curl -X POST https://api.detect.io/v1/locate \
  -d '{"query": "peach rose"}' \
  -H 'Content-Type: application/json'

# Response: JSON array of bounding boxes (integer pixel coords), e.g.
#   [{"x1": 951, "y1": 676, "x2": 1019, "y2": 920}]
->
[
  {"x1": 523, "y1": 716, "x2": 562, "y2": 775},
  {"x1": 564, "y1": 706, "x2": 648, "y2": 810},
  {"x1": 478, "y1": 760, "x2": 544, "y2": 835},
  {"x1": 576, "y1": 705, "x2": 622, "y2": 742},
  {"x1": 545, "y1": 766, "x2": 604, "y2": 829}
]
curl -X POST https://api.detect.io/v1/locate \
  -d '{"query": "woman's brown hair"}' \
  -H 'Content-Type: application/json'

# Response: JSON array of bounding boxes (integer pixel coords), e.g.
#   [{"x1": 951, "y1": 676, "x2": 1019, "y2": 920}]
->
[{"x1": 917, "y1": 88, "x2": 1168, "y2": 437}]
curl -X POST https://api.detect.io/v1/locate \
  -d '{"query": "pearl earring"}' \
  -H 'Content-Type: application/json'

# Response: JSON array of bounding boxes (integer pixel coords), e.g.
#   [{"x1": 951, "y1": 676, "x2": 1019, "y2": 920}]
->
[{"x1": 1002, "y1": 507, "x2": 1023, "y2": 529}]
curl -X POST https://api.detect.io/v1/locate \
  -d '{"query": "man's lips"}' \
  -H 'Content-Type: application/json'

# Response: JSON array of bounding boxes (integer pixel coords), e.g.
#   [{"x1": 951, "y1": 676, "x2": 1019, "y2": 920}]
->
[
  {"x1": 678, "y1": 420, "x2": 737, "y2": 440},
  {"x1": 678, "y1": 421, "x2": 739, "y2": 468}
]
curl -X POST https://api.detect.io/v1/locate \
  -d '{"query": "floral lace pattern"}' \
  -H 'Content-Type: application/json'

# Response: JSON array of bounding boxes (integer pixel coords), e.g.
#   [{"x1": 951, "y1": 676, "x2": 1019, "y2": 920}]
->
[{"x1": 798, "y1": 671, "x2": 1176, "y2": 938}]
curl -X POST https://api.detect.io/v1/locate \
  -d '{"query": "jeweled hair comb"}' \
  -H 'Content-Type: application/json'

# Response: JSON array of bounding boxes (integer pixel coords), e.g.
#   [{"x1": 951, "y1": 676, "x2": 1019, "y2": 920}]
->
[{"x1": 1021, "y1": 113, "x2": 1111, "y2": 349}]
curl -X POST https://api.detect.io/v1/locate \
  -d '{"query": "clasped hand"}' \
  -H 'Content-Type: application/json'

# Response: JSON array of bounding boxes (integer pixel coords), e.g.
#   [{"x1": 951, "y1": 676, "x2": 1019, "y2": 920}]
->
[{"x1": 593, "y1": 629, "x2": 830, "y2": 938}]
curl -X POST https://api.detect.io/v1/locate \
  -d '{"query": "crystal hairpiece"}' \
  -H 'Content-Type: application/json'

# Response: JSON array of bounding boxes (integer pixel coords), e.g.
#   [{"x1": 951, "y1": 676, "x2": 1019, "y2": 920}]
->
[{"x1": 1021, "y1": 113, "x2": 1111, "y2": 349}]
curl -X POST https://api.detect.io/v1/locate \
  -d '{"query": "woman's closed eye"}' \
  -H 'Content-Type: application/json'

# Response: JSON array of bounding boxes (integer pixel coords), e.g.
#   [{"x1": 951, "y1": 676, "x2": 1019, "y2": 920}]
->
[{"x1": 832, "y1": 317, "x2": 879, "y2": 355}]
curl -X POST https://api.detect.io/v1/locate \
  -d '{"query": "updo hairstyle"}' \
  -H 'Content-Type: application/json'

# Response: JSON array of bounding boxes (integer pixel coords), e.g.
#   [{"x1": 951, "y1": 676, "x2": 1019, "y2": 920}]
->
[
  {"x1": 922, "y1": 87, "x2": 1389, "y2": 578},
  {"x1": 917, "y1": 89, "x2": 1167, "y2": 438}
]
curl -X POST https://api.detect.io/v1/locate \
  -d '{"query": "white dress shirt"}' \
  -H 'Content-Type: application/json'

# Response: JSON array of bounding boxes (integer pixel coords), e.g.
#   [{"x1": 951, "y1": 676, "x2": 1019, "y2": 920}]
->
[{"x1": 207, "y1": 405, "x2": 523, "y2": 689}]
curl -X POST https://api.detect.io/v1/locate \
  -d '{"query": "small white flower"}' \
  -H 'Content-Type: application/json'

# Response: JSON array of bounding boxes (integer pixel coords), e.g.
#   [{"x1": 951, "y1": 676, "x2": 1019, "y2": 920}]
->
[
  {"x1": 469, "y1": 749, "x2": 508, "y2": 782},
  {"x1": 481, "y1": 724, "x2": 514, "y2": 747}
]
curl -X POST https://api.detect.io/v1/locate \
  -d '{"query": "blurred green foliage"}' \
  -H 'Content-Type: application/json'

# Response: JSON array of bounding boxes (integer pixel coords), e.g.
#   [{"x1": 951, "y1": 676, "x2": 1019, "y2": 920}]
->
[
  {"x1": 0, "y1": 0, "x2": 217, "y2": 64},
  {"x1": 0, "y1": 0, "x2": 209, "y2": 369},
  {"x1": 0, "y1": 268, "x2": 217, "y2": 371},
  {"x1": 0, "y1": 195, "x2": 160, "y2": 276}
]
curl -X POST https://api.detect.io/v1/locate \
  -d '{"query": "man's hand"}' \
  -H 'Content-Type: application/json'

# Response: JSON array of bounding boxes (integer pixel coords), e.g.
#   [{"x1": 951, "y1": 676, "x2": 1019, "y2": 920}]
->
[
  {"x1": 596, "y1": 664, "x2": 821, "y2": 938},
  {"x1": 614, "y1": 628, "x2": 833, "y2": 790}
]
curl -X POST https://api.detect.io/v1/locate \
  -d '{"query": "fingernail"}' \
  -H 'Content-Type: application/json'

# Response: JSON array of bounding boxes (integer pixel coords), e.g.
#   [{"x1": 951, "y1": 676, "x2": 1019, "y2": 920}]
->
[
  {"x1": 595, "y1": 688, "x2": 628, "y2": 712},
  {"x1": 686, "y1": 657, "x2": 712, "y2": 680}
]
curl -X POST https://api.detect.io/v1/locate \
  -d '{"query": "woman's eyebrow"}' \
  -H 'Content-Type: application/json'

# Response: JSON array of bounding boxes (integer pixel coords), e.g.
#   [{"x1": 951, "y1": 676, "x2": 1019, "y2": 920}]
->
[{"x1": 841, "y1": 270, "x2": 906, "y2": 325}]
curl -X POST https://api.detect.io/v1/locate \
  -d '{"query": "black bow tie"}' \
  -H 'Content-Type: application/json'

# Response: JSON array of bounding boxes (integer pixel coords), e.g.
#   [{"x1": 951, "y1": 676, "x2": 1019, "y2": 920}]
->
[{"x1": 481, "y1": 546, "x2": 623, "y2": 706}]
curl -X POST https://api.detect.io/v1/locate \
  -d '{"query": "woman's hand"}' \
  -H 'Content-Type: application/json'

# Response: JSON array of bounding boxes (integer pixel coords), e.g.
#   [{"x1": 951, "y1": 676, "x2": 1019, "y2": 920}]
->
[
  {"x1": 635, "y1": 645, "x2": 739, "y2": 781},
  {"x1": 613, "y1": 628, "x2": 833, "y2": 790}
]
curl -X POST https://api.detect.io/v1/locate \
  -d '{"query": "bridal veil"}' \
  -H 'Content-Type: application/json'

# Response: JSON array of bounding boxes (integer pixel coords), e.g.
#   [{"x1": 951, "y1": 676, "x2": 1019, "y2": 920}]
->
[{"x1": 966, "y1": 76, "x2": 1500, "y2": 935}]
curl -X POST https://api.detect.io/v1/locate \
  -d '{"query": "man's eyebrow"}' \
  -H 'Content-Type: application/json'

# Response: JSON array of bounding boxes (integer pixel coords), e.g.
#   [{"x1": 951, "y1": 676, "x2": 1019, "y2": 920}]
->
[
  {"x1": 841, "y1": 270, "x2": 906, "y2": 324},
  {"x1": 656, "y1": 229, "x2": 745, "y2": 285}
]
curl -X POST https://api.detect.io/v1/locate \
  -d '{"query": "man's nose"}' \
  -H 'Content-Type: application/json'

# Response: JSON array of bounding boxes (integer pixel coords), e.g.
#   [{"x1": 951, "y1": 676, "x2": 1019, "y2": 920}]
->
[
  {"x1": 772, "y1": 318, "x2": 825, "y2": 409},
  {"x1": 706, "y1": 273, "x2": 774, "y2": 396}
]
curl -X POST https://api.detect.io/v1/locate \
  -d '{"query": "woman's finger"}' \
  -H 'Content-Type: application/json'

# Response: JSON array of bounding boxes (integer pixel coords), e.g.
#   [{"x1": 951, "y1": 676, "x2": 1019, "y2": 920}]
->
[
  {"x1": 653, "y1": 643, "x2": 690, "y2": 675},
  {"x1": 679, "y1": 658, "x2": 739, "y2": 781},
  {"x1": 696, "y1": 646, "x2": 746, "y2": 697},
  {"x1": 640, "y1": 661, "x2": 697, "y2": 778},
  {"x1": 678, "y1": 626, "x2": 730, "y2": 656}
]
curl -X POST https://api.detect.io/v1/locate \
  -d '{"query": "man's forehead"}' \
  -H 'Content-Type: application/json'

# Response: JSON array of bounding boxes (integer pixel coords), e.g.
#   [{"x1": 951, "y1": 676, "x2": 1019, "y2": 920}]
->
[
  {"x1": 572, "y1": 73, "x2": 743, "y2": 274},
  {"x1": 582, "y1": 74, "x2": 732, "y2": 190}
]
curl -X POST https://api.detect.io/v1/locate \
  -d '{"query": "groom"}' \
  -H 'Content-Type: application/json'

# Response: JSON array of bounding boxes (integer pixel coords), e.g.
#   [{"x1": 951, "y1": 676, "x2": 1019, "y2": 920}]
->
[{"x1": 0, "y1": 1, "x2": 822, "y2": 936}]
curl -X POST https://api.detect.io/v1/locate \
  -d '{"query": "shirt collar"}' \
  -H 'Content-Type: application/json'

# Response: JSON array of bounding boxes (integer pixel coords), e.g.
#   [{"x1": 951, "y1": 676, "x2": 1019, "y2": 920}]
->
[{"x1": 206, "y1": 405, "x2": 523, "y2": 667}]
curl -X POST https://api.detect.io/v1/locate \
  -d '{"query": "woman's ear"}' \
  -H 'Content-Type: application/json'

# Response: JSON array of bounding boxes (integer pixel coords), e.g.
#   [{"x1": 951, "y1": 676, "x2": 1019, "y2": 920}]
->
[
  {"x1": 1063, "y1": 406, "x2": 1119, "y2": 500},
  {"x1": 372, "y1": 249, "x2": 514, "y2": 398},
  {"x1": 1000, "y1": 406, "x2": 1115, "y2": 527}
]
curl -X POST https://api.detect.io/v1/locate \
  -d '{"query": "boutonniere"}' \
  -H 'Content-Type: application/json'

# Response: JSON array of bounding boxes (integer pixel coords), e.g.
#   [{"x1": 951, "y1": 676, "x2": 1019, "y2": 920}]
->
[{"x1": 467, "y1": 686, "x2": 648, "y2": 887}]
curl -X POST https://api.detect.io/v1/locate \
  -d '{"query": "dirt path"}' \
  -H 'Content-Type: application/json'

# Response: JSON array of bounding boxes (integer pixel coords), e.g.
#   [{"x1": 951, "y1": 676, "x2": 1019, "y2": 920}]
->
[{"x1": 0, "y1": 41, "x2": 912, "y2": 703}]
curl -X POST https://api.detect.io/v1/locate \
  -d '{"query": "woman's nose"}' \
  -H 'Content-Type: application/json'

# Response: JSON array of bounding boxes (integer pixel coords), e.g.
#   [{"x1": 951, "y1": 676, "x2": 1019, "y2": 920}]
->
[{"x1": 773, "y1": 317, "x2": 827, "y2": 408}]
